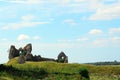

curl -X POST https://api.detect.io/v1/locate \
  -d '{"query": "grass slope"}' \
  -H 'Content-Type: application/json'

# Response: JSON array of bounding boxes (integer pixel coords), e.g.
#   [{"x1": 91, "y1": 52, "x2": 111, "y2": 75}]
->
[
  {"x1": 6, "y1": 57, "x2": 85, "y2": 74},
  {"x1": 2, "y1": 57, "x2": 120, "y2": 80},
  {"x1": 3, "y1": 57, "x2": 89, "y2": 80}
]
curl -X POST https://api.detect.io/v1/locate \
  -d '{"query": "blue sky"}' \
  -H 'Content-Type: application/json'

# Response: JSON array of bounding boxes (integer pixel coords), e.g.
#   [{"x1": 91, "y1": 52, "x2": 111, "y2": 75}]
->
[{"x1": 0, "y1": 0, "x2": 120, "y2": 63}]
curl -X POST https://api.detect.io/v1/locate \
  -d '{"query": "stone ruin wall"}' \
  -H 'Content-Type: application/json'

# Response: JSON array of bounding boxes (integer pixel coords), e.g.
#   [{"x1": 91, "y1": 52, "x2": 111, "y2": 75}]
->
[{"x1": 8, "y1": 43, "x2": 68, "y2": 64}]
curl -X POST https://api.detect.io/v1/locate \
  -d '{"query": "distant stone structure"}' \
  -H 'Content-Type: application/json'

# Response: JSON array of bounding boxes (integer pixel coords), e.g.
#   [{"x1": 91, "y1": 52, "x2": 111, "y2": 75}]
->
[
  {"x1": 57, "y1": 52, "x2": 68, "y2": 63},
  {"x1": 8, "y1": 43, "x2": 68, "y2": 64},
  {"x1": 23, "y1": 43, "x2": 32, "y2": 53},
  {"x1": 18, "y1": 55, "x2": 25, "y2": 64},
  {"x1": 25, "y1": 53, "x2": 33, "y2": 61},
  {"x1": 9, "y1": 45, "x2": 19, "y2": 59}
]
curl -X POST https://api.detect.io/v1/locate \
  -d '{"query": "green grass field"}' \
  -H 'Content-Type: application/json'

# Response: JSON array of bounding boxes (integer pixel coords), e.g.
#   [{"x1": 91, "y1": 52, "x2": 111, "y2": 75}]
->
[{"x1": 0, "y1": 57, "x2": 120, "y2": 80}]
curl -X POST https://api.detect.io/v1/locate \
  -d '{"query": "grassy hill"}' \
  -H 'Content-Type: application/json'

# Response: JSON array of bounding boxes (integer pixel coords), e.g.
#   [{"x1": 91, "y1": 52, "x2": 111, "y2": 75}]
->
[
  {"x1": 1, "y1": 57, "x2": 89, "y2": 80},
  {"x1": 6, "y1": 57, "x2": 87, "y2": 74},
  {"x1": 0, "y1": 57, "x2": 120, "y2": 80}
]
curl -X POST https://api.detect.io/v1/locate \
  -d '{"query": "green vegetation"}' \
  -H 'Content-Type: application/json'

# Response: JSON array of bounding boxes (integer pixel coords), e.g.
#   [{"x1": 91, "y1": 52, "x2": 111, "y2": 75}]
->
[
  {"x1": 0, "y1": 57, "x2": 89, "y2": 80},
  {"x1": 86, "y1": 60, "x2": 120, "y2": 65},
  {"x1": 0, "y1": 57, "x2": 120, "y2": 80},
  {"x1": 79, "y1": 68, "x2": 90, "y2": 80}
]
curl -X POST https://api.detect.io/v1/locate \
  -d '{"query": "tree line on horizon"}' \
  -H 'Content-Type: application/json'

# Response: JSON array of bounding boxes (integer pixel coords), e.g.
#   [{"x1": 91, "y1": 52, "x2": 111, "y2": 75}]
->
[{"x1": 86, "y1": 60, "x2": 120, "y2": 65}]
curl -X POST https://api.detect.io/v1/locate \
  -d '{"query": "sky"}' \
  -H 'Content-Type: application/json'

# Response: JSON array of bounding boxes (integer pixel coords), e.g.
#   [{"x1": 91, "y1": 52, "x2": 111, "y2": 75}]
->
[{"x1": 0, "y1": 0, "x2": 120, "y2": 64}]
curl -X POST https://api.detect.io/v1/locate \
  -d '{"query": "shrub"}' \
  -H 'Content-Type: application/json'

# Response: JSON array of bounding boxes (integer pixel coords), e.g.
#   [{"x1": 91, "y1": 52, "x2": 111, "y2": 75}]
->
[{"x1": 78, "y1": 68, "x2": 90, "y2": 80}]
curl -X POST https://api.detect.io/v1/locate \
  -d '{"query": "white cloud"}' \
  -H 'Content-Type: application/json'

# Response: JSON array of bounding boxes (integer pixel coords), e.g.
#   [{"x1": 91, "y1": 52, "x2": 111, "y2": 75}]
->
[
  {"x1": 33, "y1": 36, "x2": 40, "y2": 40},
  {"x1": 77, "y1": 37, "x2": 89, "y2": 41},
  {"x1": 21, "y1": 14, "x2": 35, "y2": 21},
  {"x1": 3, "y1": 0, "x2": 69, "y2": 5},
  {"x1": 2, "y1": 15, "x2": 50, "y2": 30},
  {"x1": 89, "y1": 29, "x2": 103, "y2": 35},
  {"x1": 1, "y1": 38, "x2": 7, "y2": 41},
  {"x1": 2, "y1": 22, "x2": 49, "y2": 30},
  {"x1": 109, "y1": 28, "x2": 120, "y2": 34},
  {"x1": 58, "y1": 39, "x2": 71, "y2": 43},
  {"x1": 112, "y1": 37, "x2": 120, "y2": 42},
  {"x1": 89, "y1": 2, "x2": 120, "y2": 20},
  {"x1": 63, "y1": 0, "x2": 104, "y2": 13},
  {"x1": 17, "y1": 35, "x2": 41, "y2": 41},
  {"x1": 93, "y1": 39, "x2": 109, "y2": 47},
  {"x1": 61, "y1": 0, "x2": 70, "y2": 3},
  {"x1": 74, "y1": 0, "x2": 86, "y2": 2},
  {"x1": 34, "y1": 43, "x2": 74, "y2": 50},
  {"x1": 1, "y1": 0, "x2": 120, "y2": 20},
  {"x1": 5, "y1": 0, "x2": 44, "y2": 4},
  {"x1": 17, "y1": 34, "x2": 30, "y2": 41},
  {"x1": 63, "y1": 19, "x2": 77, "y2": 26}
]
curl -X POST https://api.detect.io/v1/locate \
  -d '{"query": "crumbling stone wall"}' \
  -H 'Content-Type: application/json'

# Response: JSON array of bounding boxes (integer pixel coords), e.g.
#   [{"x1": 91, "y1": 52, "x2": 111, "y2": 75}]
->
[
  {"x1": 8, "y1": 43, "x2": 68, "y2": 64},
  {"x1": 23, "y1": 43, "x2": 32, "y2": 53},
  {"x1": 32, "y1": 55, "x2": 42, "y2": 61},
  {"x1": 25, "y1": 53, "x2": 33, "y2": 61},
  {"x1": 9, "y1": 45, "x2": 19, "y2": 59},
  {"x1": 57, "y1": 51, "x2": 68, "y2": 63},
  {"x1": 18, "y1": 55, "x2": 25, "y2": 64}
]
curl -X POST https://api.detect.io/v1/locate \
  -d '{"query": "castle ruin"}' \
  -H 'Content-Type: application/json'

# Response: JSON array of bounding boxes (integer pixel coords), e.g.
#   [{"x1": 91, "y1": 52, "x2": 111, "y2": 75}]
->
[{"x1": 8, "y1": 43, "x2": 68, "y2": 64}]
